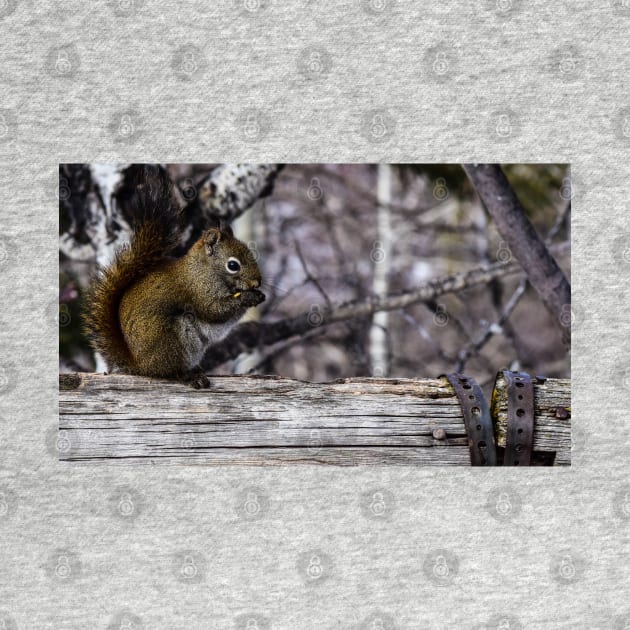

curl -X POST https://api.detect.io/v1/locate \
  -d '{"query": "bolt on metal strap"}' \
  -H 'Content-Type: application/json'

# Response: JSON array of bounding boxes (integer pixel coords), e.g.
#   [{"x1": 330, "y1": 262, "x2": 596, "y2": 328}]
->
[
  {"x1": 445, "y1": 373, "x2": 497, "y2": 466},
  {"x1": 502, "y1": 371, "x2": 535, "y2": 466}
]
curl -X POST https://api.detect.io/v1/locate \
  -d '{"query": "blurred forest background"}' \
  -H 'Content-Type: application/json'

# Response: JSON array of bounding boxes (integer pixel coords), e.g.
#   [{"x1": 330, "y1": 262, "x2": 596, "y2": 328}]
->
[{"x1": 59, "y1": 163, "x2": 571, "y2": 388}]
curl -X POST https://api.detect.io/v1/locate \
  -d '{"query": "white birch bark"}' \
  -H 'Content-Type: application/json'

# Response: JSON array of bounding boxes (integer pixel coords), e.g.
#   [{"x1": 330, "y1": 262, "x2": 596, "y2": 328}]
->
[{"x1": 369, "y1": 165, "x2": 392, "y2": 377}]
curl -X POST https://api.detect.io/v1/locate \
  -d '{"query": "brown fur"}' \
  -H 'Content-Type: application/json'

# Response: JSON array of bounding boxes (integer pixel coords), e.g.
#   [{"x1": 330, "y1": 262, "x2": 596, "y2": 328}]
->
[{"x1": 82, "y1": 166, "x2": 263, "y2": 379}]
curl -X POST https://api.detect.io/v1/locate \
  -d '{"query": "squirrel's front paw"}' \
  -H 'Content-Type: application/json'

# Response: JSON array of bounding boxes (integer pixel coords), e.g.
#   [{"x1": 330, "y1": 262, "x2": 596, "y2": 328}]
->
[{"x1": 240, "y1": 289, "x2": 266, "y2": 307}]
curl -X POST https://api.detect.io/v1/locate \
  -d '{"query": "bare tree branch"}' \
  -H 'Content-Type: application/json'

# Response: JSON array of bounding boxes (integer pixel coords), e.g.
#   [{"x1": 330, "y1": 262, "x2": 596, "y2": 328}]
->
[
  {"x1": 200, "y1": 242, "x2": 569, "y2": 372},
  {"x1": 463, "y1": 164, "x2": 571, "y2": 346},
  {"x1": 454, "y1": 196, "x2": 571, "y2": 372},
  {"x1": 180, "y1": 165, "x2": 283, "y2": 245}
]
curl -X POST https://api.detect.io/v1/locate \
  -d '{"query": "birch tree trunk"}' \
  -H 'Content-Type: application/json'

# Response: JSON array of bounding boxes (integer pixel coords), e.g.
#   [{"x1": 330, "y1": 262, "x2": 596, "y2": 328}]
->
[{"x1": 369, "y1": 164, "x2": 392, "y2": 377}]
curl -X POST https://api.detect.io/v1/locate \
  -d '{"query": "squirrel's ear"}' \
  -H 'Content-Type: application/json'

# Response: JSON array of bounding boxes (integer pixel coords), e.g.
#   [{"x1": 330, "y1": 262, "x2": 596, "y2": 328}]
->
[{"x1": 203, "y1": 228, "x2": 222, "y2": 256}]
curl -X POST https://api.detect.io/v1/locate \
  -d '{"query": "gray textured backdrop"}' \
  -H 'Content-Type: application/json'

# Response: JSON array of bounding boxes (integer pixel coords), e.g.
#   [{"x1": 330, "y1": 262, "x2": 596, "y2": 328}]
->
[{"x1": 0, "y1": 1, "x2": 628, "y2": 628}]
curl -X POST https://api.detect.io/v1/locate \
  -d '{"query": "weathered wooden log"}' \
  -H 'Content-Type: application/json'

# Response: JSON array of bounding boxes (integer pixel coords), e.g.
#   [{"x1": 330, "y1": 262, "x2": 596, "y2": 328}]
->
[
  {"x1": 491, "y1": 373, "x2": 571, "y2": 465},
  {"x1": 59, "y1": 372, "x2": 571, "y2": 465},
  {"x1": 59, "y1": 373, "x2": 470, "y2": 465}
]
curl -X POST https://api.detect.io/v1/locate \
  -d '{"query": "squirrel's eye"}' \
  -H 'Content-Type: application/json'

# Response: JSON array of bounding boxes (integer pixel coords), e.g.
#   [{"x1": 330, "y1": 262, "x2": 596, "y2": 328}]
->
[{"x1": 226, "y1": 258, "x2": 241, "y2": 273}]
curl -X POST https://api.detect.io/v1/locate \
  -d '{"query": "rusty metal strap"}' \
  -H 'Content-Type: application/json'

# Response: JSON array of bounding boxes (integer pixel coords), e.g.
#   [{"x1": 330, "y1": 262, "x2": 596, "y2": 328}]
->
[
  {"x1": 445, "y1": 373, "x2": 497, "y2": 466},
  {"x1": 503, "y1": 371, "x2": 535, "y2": 466}
]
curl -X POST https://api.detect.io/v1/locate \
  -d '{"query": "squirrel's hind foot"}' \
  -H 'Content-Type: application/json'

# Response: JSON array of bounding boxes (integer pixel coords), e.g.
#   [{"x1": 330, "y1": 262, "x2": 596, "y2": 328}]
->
[{"x1": 185, "y1": 371, "x2": 211, "y2": 389}]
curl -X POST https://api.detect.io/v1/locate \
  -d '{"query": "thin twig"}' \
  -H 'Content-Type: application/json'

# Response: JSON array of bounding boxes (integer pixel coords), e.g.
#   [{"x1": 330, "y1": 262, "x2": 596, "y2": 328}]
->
[
  {"x1": 294, "y1": 239, "x2": 332, "y2": 308},
  {"x1": 456, "y1": 279, "x2": 527, "y2": 372}
]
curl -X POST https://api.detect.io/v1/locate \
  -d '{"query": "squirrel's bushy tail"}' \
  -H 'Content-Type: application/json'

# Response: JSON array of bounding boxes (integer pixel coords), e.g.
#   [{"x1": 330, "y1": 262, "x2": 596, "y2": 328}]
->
[{"x1": 83, "y1": 164, "x2": 181, "y2": 372}]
